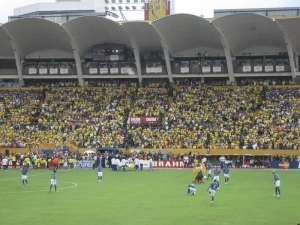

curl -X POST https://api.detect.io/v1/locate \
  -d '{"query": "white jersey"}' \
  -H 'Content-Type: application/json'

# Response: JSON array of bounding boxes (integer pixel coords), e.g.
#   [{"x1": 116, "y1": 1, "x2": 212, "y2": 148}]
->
[
  {"x1": 134, "y1": 158, "x2": 139, "y2": 165},
  {"x1": 2, "y1": 158, "x2": 8, "y2": 165}
]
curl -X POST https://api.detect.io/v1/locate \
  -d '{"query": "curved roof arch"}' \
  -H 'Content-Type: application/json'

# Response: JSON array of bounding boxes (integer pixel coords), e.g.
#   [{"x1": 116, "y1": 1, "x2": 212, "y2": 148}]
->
[
  {"x1": 2, "y1": 18, "x2": 73, "y2": 58},
  {"x1": 122, "y1": 22, "x2": 162, "y2": 56},
  {"x1": 0, "y1": 27, "x2": 14, "y2": 58},
  {"x1": 277, "y1": 18, "x2": 300, "y2": 54},
  {"x1": 214, "y1": 13, "x2": 287, "y2": 55},
  {"x1": 63, "y1": 16, "x2": 132, "y2": 58},
  {"x1": 152, "y1": 14, "x2": 224, "y2": 56}
]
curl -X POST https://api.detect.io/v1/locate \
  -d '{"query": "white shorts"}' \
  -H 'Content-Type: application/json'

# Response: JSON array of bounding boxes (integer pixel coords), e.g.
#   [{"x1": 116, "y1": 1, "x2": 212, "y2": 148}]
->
[
  {"x1": 189, "y1": 187, "x2": 196, "y2": 193},
  {"x1": 22, "y1": 175, "x2": 27, "y2": 180},
  {"x1": 207, "y1": 170, "x2": 211, "y2": 174},
  {"x1": 224, "y1": 174, "x2": 229, "y2": 178},
  {"x1": 63, "y1": 162, "x2": 68, "y2": 167},
  {"x1": 98, "y1": 172, "x2": 103, "y2": 176},
  {"x1": 213, "y1": 176, "x2": 219, "y2": 181},
  {"x1": 275, "y1": 180, "x2": 280, "y2": 187},
  {"x1": 51, "y1": 179, "x2": 57, "y2": 185},
  {"x1": 209, "y1": 189, "x2": 216, "y2": 196}
]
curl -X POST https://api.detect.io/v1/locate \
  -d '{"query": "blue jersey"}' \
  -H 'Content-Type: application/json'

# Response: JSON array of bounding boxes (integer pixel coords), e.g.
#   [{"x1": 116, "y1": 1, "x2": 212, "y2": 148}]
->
[
  {"x1": 21, "y1": 167, "x2": 28, "y2": 175},
  {"x1": 273, "y1": 173, "x2": 279, "y2": 180},
  {"x1": 210, "y1": 181, "x2": 218, "y2": 190},
  {"x1": 223, "y1": 167, "x2": 229, "y2": 174},
  {"x1": 206, "y1": 163, "x2": 211, "y2": 170},
  {"x1": 188, "y1": 184, "x2": 196, "y2": 189},
  {"x1": 51, "y1": 172, "x2": 57, "y2": 180},
  {"x1": 197, "y1": 171, "x2": 203, "y2": 178},
  {"x1": 97, "y1": 165, "x2": 102, "y2": 172},
  {"x1": 214, "y1": 169, "x2": 221, "y2": 176}
]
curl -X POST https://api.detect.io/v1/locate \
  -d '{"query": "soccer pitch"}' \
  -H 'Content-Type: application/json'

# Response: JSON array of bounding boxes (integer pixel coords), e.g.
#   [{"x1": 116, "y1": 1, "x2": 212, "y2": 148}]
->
[{"x1": 0, "y1": 168, "x2": 299, "y2": 225}]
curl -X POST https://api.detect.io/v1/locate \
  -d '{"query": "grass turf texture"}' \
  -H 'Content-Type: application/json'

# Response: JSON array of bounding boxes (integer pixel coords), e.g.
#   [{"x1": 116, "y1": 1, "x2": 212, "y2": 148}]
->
[{"x1": 0, "y1": 168, "x2": 299, "y2": 225}]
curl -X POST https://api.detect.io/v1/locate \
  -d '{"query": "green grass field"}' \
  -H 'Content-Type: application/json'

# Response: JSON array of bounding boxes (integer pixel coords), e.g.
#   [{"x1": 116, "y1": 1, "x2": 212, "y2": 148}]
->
[{"x1": 0, "y1": 167, "x2": 299, "y2": 225}]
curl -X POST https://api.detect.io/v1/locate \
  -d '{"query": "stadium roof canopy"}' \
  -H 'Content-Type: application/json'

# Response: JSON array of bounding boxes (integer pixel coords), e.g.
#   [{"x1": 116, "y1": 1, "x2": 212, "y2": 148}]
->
[
  {"x1": 1, "y1": 13, "x2": 300, "y2": 60},
  {"x1": 63, "y1": 16, "x2": 132, "y2": 58},
  {"x1": 122, "y1": 21, "x2": 162, "y2": 56},
  {"x1": 276, "y1": 18, "x2": 300, "y2": 54},
  {"x1": 152, "y1": 14, "x2": 224, "y2": 56},
  {"x1": 0, "y1": 27, "x2": 14, "y2": 59},
  {"x1": 213, "y1": 13, "x2": 287, "y2": 56},
  {"x1": 2, "y1": 18, "x2": 73, "y2": 58}
]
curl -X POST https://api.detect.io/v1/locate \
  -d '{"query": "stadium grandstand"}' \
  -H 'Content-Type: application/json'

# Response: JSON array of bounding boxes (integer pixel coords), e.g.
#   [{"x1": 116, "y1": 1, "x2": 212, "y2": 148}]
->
[{"x1": 1, "y1": 5, "x2": 300, "y2": 153}]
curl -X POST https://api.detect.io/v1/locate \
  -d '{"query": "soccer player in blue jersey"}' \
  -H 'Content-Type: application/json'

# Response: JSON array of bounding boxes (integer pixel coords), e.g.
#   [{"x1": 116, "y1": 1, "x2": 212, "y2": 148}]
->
[
  {"x1": 97, "y1": 163, "x2": 103, "y2": 182},
  {"x1": 223, "y1": 165, "x2": 230, "y2": 184},
  {"x1": 213, "y1": 167, "x2": 221, "y2": 189},
  {"x1": 271, "y1": 170, "x2": 281, "y2": 197},
  {"x1": 187, "y1": 183, "x2": 196, "y2": 195},
  {"x1": 206, "y1": 161, "x2": 213, "y2": 180},
  {"x1": 49, "y1": 170, "x2": 58, "y2": 193},
  {"x1": 21, "y1": 165, "x2": 28, "y2": 187},
  {"x1": 207, "y1": 179, "x2": 218, "y2": 204}
]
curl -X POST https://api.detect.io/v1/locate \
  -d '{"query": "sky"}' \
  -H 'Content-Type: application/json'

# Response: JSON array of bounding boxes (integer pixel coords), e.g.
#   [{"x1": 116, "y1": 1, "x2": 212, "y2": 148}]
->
[{"x1": 0, "y1": 0, "x2": 299, "y2": 23}]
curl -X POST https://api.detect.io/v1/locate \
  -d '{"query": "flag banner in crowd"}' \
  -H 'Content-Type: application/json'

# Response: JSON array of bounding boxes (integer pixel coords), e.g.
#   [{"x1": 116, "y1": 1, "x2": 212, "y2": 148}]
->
[
  {"x1": 271, "y1": 161, "x2": 300, "y2": 169},
  {"x1": 127, "y1": 116, "x2": 159, "y2": 124}
]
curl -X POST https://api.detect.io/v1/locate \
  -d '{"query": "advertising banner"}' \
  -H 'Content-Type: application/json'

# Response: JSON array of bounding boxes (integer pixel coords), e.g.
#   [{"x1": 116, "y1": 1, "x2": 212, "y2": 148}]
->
[
  {"x1": 100, "y1": 68, "x2": 108, "y2": 74},
  {"x1": 181, "y1": 67, "x2": 189, "y2": 73},
  {"x1": 254, "y1": 66, "x2": 262, "y2": 72},
  {"x1": 202, "y1": 66, "x2": 211, "y2": 73},
  {"x1": 89, "y1": 68, "x2": 98, "y2": 74},
  {"x1": 243, "y1": 66, "x2": 251, "y2": 72},
  {"x1": 127, "y1": 116, "x2": 159, "y2": 124},
  {"x1": 146, "y1": 67, "x2": 163, "y2": 73},
  {"x1": 29, "y1": 68, "x2": 37, "y2": 74},
  {"x1": 213, "y1": 66, "x2": 221, "y2": 73},
  {"x1": 276, "y1": 66, "x2": 284, "y2": 72},
  {"x1": 60, "y1": 68, "x2": 68, "y2": 74},
  {"x1": 49, "y1": 68, "x2": 58, "y2": 74},
  {"x1": 39, "y1": 68, "x2": 47, "y2": 74},
  {"x1": 264, "y1": 66, "x2": 273, "y2": 72}
]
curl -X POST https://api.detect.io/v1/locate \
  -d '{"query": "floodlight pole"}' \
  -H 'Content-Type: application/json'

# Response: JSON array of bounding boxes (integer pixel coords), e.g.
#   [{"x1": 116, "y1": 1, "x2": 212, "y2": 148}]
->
[{"x1": 1, "y1": 25, "x2": 24, "y2": 86}]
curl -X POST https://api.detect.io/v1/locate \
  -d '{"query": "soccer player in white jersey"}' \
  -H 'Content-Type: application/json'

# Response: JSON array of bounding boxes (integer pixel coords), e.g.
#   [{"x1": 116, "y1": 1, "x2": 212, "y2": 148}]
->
[{"x1": 272, "y1": 170, "x2": 281, "y2": 197}]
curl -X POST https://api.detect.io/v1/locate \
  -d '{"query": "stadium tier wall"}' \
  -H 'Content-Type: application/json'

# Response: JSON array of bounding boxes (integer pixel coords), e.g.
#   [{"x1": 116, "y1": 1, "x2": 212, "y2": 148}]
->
[{"x1": 1, "y1": 148, "x2": 299, "y2": 156}]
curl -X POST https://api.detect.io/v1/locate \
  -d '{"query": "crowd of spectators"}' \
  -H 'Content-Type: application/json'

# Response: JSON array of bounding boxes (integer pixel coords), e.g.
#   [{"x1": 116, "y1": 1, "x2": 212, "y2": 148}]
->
[{"x1": 0, "y1": 78, "x2": 300, "y2": 152}]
